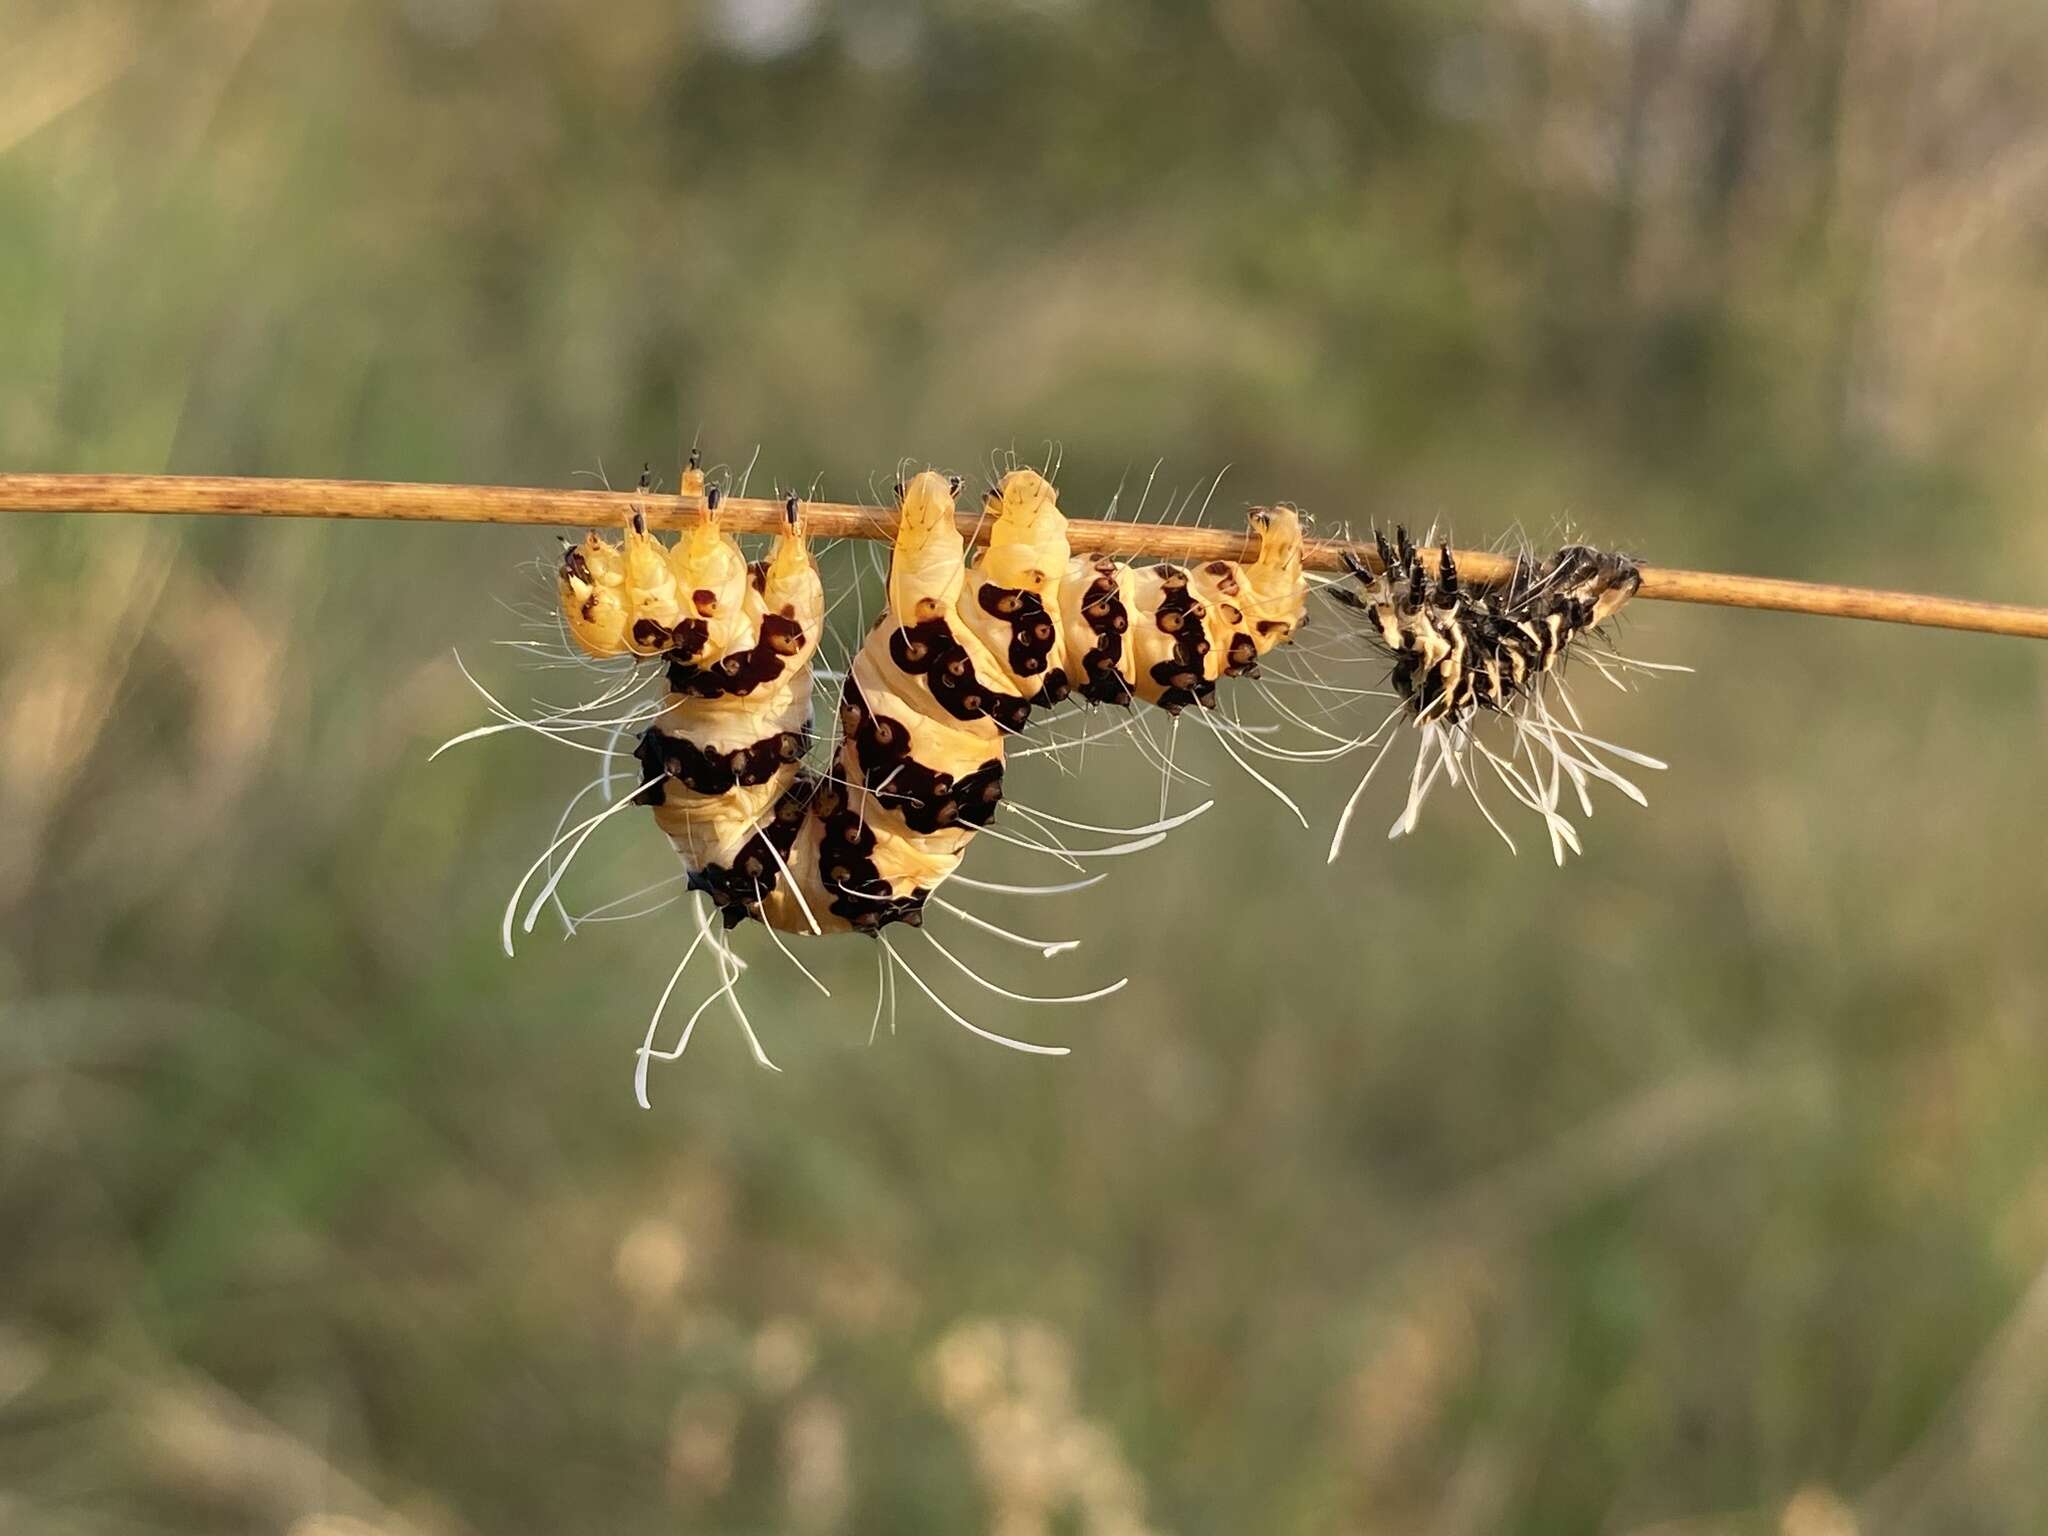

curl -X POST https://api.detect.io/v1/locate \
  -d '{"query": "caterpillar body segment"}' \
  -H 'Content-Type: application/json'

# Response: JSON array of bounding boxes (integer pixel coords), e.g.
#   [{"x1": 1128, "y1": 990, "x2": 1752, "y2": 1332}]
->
[
  {"x1": 1124, "y1": 507, "x2": 1307, "y2": 711},
  {"x1": 1057, "y1": 555, "x2": 1139, "y2": 706},
  {"x1": 958, "y1": 469, "x2": 1075, "y2": 719}
]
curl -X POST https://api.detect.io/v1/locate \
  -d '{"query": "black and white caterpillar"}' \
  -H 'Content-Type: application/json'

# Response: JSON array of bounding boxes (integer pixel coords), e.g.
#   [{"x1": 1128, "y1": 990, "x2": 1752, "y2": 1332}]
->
[{"x1": 1327, "y1": 525, "x2": 1670, "y2": 864}]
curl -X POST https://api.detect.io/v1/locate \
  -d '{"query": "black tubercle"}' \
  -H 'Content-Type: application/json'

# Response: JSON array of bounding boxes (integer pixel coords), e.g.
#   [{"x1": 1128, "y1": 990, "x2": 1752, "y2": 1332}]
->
[
  {"x1": 976, "y1": 584, "x2": 1059, "y2": 682},
  {"x1": 1148, "y1": 570, "x2": 1216, "y2": 715}
]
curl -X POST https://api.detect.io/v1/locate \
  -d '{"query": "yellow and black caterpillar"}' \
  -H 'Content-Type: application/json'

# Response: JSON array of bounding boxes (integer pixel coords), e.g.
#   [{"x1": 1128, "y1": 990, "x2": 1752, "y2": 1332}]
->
[{"x1": 555, "y1": 460, "x2": 1308, "y2": 939}]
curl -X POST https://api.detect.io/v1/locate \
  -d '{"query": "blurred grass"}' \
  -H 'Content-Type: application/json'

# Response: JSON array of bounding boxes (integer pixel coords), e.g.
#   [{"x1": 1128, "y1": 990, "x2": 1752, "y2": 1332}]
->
[{"x1": 4, "y1": 1, "x2": 2048, "y2": 1532}]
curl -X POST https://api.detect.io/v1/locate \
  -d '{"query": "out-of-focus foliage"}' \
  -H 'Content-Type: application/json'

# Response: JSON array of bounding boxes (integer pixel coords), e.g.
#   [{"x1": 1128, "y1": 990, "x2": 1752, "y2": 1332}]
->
[{"x1": 4, "y1": 1, "x2": 2047, "y2": 1531}]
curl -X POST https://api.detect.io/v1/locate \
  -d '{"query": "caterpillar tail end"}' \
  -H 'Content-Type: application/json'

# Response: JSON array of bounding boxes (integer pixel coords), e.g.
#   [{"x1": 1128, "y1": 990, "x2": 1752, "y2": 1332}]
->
[
  {"x1": 980, "y1": 468, "x2": 1070, "y2": 593},
  {"x1": 764, "y1": 493, "x2": 815, "y2": 589},
  {"x1": 889, "y1": 470, "x2": 969, "y2": 623}
]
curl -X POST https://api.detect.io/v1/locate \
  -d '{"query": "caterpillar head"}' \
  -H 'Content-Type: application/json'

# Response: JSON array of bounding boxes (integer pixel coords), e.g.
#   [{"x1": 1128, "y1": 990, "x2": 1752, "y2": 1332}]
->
[
  {"x1": 559, "y1": 463, "x2": 692, "y2": 657},
  {"x1": 1234, "y1": 505, "x2": 1308, "y2": 651},
  {"x1": 556, "y1": 519, "x2": 695, "y2": 659},
  {"x1": 1558, "y1": 546, "x2": 1642, "y2": 627},
  {"x1": 889, "y1": 471, "x2": 968, "y2": 623},
  {"x1": 558, "y1": 533, "x2": 634, "y2": 657}
]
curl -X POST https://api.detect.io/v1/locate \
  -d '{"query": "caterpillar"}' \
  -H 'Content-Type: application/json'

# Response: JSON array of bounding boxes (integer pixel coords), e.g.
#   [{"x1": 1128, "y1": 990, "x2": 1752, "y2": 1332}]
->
[
  {"x1": 539, "y1": 454, "x2": 1308, "y2": 1085},
  {"x1": 1326, "y1": 524, "x2": 1673, "y2": 863}
]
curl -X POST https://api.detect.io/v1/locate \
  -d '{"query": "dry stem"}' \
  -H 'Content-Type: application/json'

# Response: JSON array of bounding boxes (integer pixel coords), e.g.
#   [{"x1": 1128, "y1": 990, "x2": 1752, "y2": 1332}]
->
[{"x1": 5, "y1": 472, "x2": 2046, "y2": 640}]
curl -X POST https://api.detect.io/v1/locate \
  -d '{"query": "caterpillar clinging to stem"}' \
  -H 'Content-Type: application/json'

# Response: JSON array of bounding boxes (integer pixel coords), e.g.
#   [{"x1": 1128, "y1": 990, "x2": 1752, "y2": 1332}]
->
[{"x1": 556, "y1": 455, "x2": 1307, "y2": 942}]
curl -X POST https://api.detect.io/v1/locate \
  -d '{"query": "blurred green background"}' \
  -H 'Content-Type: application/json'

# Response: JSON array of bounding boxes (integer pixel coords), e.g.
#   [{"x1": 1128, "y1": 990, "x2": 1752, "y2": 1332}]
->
[{"x1": 4, "y1": 1, "x2": 2047, "y2": 1532}]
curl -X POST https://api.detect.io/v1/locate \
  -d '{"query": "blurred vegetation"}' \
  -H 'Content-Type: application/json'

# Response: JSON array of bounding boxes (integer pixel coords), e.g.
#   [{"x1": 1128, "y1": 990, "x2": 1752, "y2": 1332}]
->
[{"x1": 4, "y1": 0, "x2": 2048, "y2": 1532}]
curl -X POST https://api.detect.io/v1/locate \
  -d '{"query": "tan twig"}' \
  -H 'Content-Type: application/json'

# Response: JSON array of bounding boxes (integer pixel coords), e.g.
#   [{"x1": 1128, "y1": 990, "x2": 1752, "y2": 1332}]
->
[{"x1": 4, "y1": 472, "x2": 2046, "y2": 640}]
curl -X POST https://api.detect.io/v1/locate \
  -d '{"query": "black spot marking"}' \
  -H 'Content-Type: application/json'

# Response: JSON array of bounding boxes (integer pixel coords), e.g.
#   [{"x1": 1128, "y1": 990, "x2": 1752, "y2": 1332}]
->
[
  {"x1": 636, "y1": 724, "x2": 811, "y2": 798},
  {"x1": 666, "y1": 614, "x2": 807, "y2": 698},
  {"x1": 1148, "y1": 578, "x2": 1216, "y2": 714},
  {"x1": 1204, "y1": 560, "x2": 1241, "y2": 597},
  {"x1": 666, "y1": 618, "x2": 711, "y2": 664},
  {"x1": 977, "y1": 584, "x2": 1058, "y2": 680},
  {"x1": 1074, "y1": 564, "x2": 1132, "y2": 706},
  {"x1": 884, "y1": 613, "x2": 1033, "y2": 732},
  {"x1": 838, "y1": 679, "x2": 1004, "y2": 836}
]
